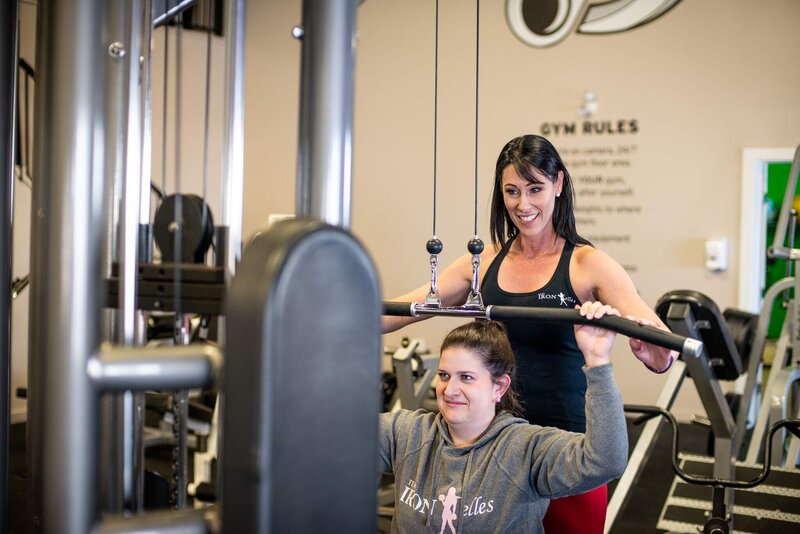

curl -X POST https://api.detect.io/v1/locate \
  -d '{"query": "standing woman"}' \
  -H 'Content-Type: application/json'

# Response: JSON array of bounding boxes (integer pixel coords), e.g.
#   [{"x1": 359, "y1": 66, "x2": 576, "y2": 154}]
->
[{"x1": 383, "y1": 134, "x2": 674, "y2": 533}]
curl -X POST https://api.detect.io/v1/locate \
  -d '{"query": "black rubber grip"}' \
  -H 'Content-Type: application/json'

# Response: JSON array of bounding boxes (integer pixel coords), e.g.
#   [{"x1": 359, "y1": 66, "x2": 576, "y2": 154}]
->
[
  {"x1": 194, "y1": 481, "x2": 216, "y2": 503},
  {"x1": 488, "y1": 306, "x2": 690, "y2": 354},
  {"x1": 383, "y1": 301, "x2": 416, "y2": 317}
]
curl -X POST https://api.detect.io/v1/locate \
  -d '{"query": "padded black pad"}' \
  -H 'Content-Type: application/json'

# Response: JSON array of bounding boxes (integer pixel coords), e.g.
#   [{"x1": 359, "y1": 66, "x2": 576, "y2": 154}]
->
[
  {"x1": 722, "y1": 308, "x2": 758, "y2": 369},
  {"x1": 655, "y1": 290, "x2": 743, "y2": 380},
  {"x1": 221, "y1": 219, "x2": 381, "y2": 533}
]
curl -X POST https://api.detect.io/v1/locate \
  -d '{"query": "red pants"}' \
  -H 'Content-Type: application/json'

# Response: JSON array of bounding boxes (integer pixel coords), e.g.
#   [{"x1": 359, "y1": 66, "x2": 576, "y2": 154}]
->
[{"x1": 543, "y1": 485, "x2": 607, "y2": 534}]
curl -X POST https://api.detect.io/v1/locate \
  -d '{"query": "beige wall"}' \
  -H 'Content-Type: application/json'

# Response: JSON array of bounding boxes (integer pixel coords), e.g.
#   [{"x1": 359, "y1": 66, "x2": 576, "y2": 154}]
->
[
  {"x1": 243, "y1": 0, "x2": 800, "y2": 419},
  {"x1": 11, "y1": 1, "x2": 800, "y2": 422},
  {"x1": 12, "y1": 0, "x2": 37, "y2": 422}
]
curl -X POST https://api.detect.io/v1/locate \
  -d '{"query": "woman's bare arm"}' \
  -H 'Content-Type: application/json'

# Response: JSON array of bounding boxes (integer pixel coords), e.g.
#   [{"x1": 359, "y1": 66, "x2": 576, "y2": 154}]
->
[{"x1": 573, "y1": 246, "x2": 676, "y2": 372}]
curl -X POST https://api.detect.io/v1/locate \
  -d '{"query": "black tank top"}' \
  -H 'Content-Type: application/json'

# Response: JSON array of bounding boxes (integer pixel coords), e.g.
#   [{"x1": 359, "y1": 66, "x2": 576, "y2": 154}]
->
[{"x1": 481, "y1": 238, "x2": 587, "y2": 432}]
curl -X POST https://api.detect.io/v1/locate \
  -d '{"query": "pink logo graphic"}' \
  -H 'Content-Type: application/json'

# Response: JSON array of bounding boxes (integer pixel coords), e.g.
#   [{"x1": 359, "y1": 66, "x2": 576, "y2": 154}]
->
[{"x1": 437, "y1": 487, "x2": 460, "y2": 534}]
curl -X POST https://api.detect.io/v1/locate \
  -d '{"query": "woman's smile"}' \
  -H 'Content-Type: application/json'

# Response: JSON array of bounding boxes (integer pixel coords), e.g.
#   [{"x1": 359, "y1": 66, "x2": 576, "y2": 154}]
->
[
  {"x1": 501, "y1": 165, "x2": 561, "y2": 237},
  {"x1": 517, "y1": 212, "x2": 539, "y2": 224}
]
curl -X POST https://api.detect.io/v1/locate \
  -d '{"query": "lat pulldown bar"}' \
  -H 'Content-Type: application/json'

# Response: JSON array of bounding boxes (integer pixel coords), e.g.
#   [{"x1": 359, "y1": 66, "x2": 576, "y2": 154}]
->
[{"x1": 383, "y1": 302, "x2": 703, "y2": 357}]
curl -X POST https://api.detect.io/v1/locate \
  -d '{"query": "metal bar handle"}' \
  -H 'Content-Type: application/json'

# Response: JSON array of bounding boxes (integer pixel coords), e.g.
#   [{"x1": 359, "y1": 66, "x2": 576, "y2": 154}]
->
[{"x1": 382, "y1": 301, "x2": 702, "y2": 357}]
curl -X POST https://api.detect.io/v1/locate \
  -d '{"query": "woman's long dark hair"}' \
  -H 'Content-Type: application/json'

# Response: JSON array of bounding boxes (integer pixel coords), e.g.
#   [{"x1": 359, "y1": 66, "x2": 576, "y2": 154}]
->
[
  {"x1": 440, "y1": 320, "x2": 524, "y2": 417},
  {"x1": 489, "y1": 134, "x2": 591, "y2": 248}
]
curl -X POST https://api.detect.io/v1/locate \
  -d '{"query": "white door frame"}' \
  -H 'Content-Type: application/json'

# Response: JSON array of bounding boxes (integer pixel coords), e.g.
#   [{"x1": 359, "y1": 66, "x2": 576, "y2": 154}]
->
[{"x1": 739, "y1": 148, "x2": 796, "y2": 312}]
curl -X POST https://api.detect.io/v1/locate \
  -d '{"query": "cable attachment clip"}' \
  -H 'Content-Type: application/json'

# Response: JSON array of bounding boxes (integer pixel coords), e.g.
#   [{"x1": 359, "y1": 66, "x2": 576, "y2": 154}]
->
[
  {"x1": 423, "y1": 238, "x2": 443, "y2": 308},
  {"x1": 464, "y1": 237, "x2": 484, "y2": 309}
]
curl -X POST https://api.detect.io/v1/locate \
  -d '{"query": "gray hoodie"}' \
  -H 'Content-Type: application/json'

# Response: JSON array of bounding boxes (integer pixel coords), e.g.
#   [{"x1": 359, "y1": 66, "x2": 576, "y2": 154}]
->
[{"x1": 378, "y1": 364, "x2": 627, "y2": 534}]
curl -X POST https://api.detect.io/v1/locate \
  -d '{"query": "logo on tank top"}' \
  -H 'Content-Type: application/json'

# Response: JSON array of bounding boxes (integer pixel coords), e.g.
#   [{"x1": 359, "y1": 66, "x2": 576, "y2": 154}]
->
[{"x1": 537, "y1": 291, "x2": 576, "y2": 306}]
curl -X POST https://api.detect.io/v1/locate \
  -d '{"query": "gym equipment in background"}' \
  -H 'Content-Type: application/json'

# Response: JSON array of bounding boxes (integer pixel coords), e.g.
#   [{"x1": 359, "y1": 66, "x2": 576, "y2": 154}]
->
[
  {"x1": 605, "y1": 290, "x2": 761, "y2": 533},
  {"x1": 21, "y1": 0, "x2": 369, "y2": 531},
  {"x1": 605, "y1": 152, "x2": 800, "y2": 530},
  {"x1": 743, "y1": 145, "x2": 800, "y2": 468},
  {"x1": 383, "y1": 337, "x2": 439, "y2": 414},
  {"x1": 24, "y1": 0, "x2": 241, "y2": 530},
  {"x1": 626, "y1": 404, "x2": 800, "y2": 534}
]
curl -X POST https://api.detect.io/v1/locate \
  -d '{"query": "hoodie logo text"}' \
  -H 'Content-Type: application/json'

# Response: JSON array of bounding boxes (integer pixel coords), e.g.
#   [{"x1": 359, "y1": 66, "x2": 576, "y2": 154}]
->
[{"x1": 400, "y1": 480, "x2": 495, "y2": 532}]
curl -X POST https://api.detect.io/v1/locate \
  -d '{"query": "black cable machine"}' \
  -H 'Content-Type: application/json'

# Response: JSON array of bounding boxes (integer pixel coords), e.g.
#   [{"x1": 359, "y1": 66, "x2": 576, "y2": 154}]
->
[{"x1": 26, "y1": 0, "x2": 240, "y2": 531}]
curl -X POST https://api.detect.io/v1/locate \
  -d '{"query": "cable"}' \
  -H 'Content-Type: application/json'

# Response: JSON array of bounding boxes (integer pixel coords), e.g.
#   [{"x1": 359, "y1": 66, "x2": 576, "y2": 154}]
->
[
  {"x1": 432, "y1": 0, "x2": 439, "y2": 239},
  {"x1": 423, "y1": 0, "x2": 443, "y2": 308},
  {"x1": 464, "y1": 0, "x2": 484, "y2": 309},
  {"x1": 201, "y1": 3, "x2": 213, "y2": 243},
  {"x1": 171, "y1": 16, "x2": 187, "y2": 512},
  {"x1": 160, "y1": 24, "x2": 169, "y2": 200},
  {"x1": 173, "y1": 15, "x2": 183, "y2": 320},
  {"x1": 473, "y1": 0, "x2": 480, "y2": 238}
]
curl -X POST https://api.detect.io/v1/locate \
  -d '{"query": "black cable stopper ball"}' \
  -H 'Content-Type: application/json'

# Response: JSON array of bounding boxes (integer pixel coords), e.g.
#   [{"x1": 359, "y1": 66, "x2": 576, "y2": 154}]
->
[
  {"x1": 426, "y1": 238, "x2": 443, "y2": 255},
  {"x1": 467, "y1": 238, "x2": 484, "y2": 255}
]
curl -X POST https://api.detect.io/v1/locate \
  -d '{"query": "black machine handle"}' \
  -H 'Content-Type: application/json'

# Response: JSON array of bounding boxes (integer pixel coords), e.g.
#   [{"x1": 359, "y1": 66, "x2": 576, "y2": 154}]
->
[
  {"x1": 624, "y1": 404, "x2": 800, "y2": 489},
  {"x1": 383, "y1": 301, "x2": 703, "y2": 357}
]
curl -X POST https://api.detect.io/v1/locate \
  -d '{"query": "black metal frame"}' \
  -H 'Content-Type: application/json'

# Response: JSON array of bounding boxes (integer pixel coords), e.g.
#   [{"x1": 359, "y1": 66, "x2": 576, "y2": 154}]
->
[{"x1": 625, "y1": 404, "x2": 800, "y2": 534}]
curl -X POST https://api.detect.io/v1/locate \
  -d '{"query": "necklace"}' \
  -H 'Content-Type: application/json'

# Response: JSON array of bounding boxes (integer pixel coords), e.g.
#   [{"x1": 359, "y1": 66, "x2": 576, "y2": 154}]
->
[{"x1": 515, "y1": 238, "x2": 559, "y2": 261}]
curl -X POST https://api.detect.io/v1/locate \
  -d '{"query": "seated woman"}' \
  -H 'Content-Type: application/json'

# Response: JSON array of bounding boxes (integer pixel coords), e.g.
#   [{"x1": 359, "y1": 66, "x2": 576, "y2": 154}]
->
[{"x1": 378, "y1": 301, "x2": 628, "y2": 533}]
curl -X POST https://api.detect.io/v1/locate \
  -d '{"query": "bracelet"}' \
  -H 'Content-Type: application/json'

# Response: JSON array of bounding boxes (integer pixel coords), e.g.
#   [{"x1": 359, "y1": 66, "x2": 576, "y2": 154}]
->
[{"x1": 643, "y1": 353, "x2": 675, "y2": 374}]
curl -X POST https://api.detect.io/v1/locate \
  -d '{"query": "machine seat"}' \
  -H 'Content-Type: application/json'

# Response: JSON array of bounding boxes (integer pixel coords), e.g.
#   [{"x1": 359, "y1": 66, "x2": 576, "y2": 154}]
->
[{"x1": 655, "y1": 290, "x2": 748, "y2": 380}]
